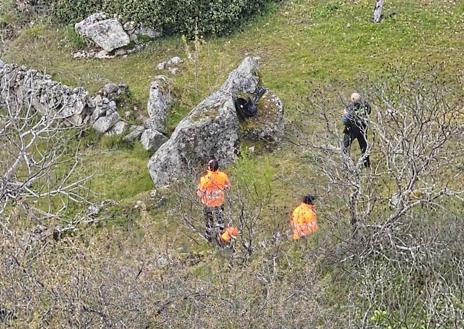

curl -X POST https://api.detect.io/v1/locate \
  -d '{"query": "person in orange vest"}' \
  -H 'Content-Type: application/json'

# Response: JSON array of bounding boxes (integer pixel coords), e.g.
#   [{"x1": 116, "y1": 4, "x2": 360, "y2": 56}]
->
[
  {"x1": 218, "y1": 226, "x2": 239, "y2": 247},
  {"x1": 197, "y1": 159, "x2": 231, "y2": 242},
  {"x1": 290, "y1": 194, "x2": 318, "y2": 240}
]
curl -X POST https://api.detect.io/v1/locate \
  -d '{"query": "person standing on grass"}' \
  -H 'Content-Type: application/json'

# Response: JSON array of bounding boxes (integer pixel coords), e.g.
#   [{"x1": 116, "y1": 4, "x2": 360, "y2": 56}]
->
[
  {"x1": 197, "y1": 159, "x2": 231, "y2": 242},
  {"x1": 341, "y1": 92, "x2": 372, "y2": 168}
]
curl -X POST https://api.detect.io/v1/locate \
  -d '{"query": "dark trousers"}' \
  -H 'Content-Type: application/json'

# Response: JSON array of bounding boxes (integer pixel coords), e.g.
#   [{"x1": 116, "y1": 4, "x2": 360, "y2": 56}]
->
[
  {"x1": 204, "y1": 205, "x2": 225, "y2": 240},
  {"x1": 343, "y1": 126, "x2": 370, "y2": 168}
]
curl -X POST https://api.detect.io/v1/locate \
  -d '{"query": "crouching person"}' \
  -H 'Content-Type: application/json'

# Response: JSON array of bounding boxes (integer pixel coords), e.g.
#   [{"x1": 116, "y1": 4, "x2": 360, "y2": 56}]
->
[
  {"x1": 217, "y1": 226, "x2": 239, "y2": 248},
  {"x1": 291, "y1": 194, "x2": 318, "y2": 240}
]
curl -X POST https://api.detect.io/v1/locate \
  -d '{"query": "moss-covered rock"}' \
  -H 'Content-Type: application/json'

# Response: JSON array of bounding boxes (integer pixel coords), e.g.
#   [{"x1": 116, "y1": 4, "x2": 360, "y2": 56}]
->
[{"x1": 239, "y1": 89, "x2": 284, "y2": 145}]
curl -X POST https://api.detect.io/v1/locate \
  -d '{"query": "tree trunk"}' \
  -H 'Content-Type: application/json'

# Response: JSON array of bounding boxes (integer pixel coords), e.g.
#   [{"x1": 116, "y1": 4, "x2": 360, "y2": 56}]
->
[{"x1": 373, "y1": 0, "x2": 385, "y2": 23}]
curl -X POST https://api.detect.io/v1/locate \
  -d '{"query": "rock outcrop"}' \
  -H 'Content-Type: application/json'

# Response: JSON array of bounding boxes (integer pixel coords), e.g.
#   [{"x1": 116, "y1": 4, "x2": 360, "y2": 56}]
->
[
  {"x1": 139, "y1": 76, "x2": 173, "y2": 152},
  {"x1": 74, "y1": 13, "x2": 161, "y2": 59},
  {"x1": 148, "y1": 56, "x2": 261, "y2": 187},
  {"x1": 148, "y1": 95, "x2": 239, "y2": 187},
  {"x1": 75, "y1": 13, "x2": 130, "y2": 52},
  {"x1": 146, "y1": 76, "x2": 173, "y2": 134},
  {"x1": 140, "y1": 129, "x2": 168, "y2": 152},
  {"x1": 157, "y1": 56, "x2": 183, "y2": 75},
  {"x1": 239, "y1": 90, "x2": 284, "y2": 144},
  {"x1": 0, "y1": 62, "x2": 129, "y2": 135},
  {"x1": 0, "y1": 63, "x2": 92, "y2": 125}
]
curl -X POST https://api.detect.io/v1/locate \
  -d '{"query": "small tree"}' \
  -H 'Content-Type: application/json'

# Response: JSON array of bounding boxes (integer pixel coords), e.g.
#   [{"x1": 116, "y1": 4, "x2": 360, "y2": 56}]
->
[
  {"x1": 291, "y1": 67, "x2": 464, "y2": 326},
  {"x1": 0, "y1": 96, "x2": 93, "y2": 233}
]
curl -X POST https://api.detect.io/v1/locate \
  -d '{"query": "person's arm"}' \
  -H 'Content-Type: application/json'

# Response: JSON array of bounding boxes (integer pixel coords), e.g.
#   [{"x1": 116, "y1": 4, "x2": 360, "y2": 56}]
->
[
  {"x1": 366, "y1": 102, "x2": 372, "y2": 115},
  {"x1": 196, "y1": 179, "x2": 205, "y2": 198},
  {"x1": 223, "y1": 173, "x2": 231, "y2": 190}
]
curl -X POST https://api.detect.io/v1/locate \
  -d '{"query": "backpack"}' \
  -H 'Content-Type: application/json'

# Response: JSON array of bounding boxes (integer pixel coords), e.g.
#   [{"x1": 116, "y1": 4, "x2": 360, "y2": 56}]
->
[
  {"x1": 234, "y1": 86, "x2": 267, "y2": 120},
  {"x1": 342, "y1": 102, "x2": 371, "y2": 127}
]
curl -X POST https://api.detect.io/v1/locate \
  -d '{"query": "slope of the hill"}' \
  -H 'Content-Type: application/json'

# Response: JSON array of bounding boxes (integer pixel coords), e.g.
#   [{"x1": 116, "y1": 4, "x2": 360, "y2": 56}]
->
[{"x1": 1, "y1": 0, "x2": 463, "y2": 327}]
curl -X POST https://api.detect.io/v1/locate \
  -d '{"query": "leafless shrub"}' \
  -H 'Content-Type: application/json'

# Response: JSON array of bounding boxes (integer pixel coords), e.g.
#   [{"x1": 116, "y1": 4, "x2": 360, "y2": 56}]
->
[{"x1": 291, "y1": 67, "x2": 464, "y2": 327}]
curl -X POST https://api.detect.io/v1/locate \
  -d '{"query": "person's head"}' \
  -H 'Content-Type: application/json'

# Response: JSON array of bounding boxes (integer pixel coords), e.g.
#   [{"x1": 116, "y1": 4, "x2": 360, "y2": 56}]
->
[
  {"x1": 303, "y1": 194, "x2": 316, "y2": 205},
  {"x1": 351, "y1": 92, "x2": 361, "y2": 104},
  {"x1": 208, "y1": 159, "x2": 219, "y2": 172}
]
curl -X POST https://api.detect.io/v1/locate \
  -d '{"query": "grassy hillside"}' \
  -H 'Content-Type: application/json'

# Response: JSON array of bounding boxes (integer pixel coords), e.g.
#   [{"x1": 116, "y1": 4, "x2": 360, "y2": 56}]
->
[
  {"x1": 3, "y1": 0, "x2": 462, "y2": 205},
  {"x1": 1, "y1": 0, "x2": 463, "y2": 327}
]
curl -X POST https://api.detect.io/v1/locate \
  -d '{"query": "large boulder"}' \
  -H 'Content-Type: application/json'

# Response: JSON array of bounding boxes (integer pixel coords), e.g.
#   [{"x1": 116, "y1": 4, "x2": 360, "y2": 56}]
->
[
  {"x1": 75, "y1": 13, "x2": 130, "y2": 52},
  {"x1": 146, "y1": 75, "x2": 173, "y2": 134},
  {"x1": 147, "y1": 56, "x2": 261, "y2": 187},
  {"x1": 219, "y1": 56, "x2": 260, "y2": 95},
  {"x1": 148, "y1": 94, "x2": 239, "y2": 186},
  {"x1": 239, "y1": 90, "x2": 284, "y2": 144}
]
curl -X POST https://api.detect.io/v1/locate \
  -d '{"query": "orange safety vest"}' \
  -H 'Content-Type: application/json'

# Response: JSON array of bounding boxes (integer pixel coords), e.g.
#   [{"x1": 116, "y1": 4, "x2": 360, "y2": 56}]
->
[
  {"x1": 291, "y1": 203, "x2": 318, "y2": 240},
  {"x1": 220, "y1": 226, "x2": 239, "y2": 244},
  {"x1": 197, "y1": 170, "x2": 230, "y2": 207}
]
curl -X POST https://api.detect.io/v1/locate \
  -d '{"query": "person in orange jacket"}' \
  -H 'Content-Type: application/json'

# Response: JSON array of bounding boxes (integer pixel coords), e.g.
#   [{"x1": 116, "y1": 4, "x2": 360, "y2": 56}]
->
[
  {"x1": 291, "y1": 194, "x2": 318, "y2": 240},
  {"x1": 197, "y1": 159, "x2": 231, "y2": 241},
  {"x1": 218, "y1": 226, "x2": 239, "y2": 247}
]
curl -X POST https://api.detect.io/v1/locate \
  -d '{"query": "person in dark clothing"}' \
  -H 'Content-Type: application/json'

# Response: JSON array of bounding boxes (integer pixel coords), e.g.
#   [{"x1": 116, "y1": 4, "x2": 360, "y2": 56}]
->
[{"x1": 342, "y1": 92, "x2": 371, "y2": 167}]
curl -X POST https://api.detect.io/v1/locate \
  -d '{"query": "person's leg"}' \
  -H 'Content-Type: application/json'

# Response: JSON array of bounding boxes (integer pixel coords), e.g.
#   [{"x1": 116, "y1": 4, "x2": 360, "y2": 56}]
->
[
  {"x1": 214, "y1": 205, "x2": 225, "y2": 231},
  {"x1": 342, "y1": 127, "x2": 355, "y2": 164},
  {"x1": 357, "y1": 129, "x2": 370, "y2": 168},
  {"x1": 204, "y1": 207, "x2": 214, "y2": 241}
]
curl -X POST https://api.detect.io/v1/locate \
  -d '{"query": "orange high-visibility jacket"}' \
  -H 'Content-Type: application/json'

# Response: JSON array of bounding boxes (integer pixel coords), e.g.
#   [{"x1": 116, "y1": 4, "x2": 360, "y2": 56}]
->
[
  {"x1": 197, "y1": 170, "x2": 230, "y2": 207},
  {"x1": 220, "y1": 226, "x2": 239, "y2": 243},
  {"x1": 291, "y1": 203, "x2": 318, "y2": 240}
]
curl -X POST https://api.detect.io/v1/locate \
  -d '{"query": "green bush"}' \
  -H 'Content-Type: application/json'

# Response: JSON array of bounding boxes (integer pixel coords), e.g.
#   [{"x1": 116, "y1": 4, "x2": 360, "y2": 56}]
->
[{"x1": 49, "y1": 0, "x2": 276, "y2": 37}]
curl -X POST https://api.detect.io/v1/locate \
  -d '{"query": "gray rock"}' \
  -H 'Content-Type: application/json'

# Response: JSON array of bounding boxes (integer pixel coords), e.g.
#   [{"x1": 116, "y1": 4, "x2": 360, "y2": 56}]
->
[
  {"x1": 167, "y1": 56, "x2": 183, "y2": 66},
  {"x1": 75, "y1": 12, "x2": 107, "y2": 32},
  {"x1": 95, "y1": 50, "x2": 115, "y2": 59},
  {"x1": 75, "y1": 14, "x2": 130, "y2": 52},
  {"x1": 0, "y1": 63, "x2": 94, "y2": 125},
  {"x1": 141, "y1": 129, "x2": 168, "y2": 152},
  {"x1": 0, "y1": 59, "x2": 4, "y2": 68},
  {"x1": 99, "y1": 82, "x2": 128, "y2": 100},
  {"x1": 148, "y1": 94, "x2": 239, "y2": 187},
  {"x1": 136, "y1": 25, "x2": 161, "y2": 39},
  {"x1": 92, "y1": 112, "x2": 120, "y2": 133},
  {"x1": 147, "y1": 56, "x2": 261, "y2": 187},
  {"x1": 107, "y1": 121, "x2": 128, "y2": 135},
  {"x1": 168, "y1": 67, "x2": 179, "y2": 75},
  {"x1": 123, "y1": 125, "x2": 145, "y2": 142},
  {"x1": 157, "y1": 56, "x2": 182, "y2": 71},
  {"x1": 146, "y1": 75, "x2": 173, "y2": 134},
  {"x1": 123, "y1": 21, "x2": 136, "y2": 33},
  {"x1": 220, "y1": 56, "x2": 260, "y2": 95}
]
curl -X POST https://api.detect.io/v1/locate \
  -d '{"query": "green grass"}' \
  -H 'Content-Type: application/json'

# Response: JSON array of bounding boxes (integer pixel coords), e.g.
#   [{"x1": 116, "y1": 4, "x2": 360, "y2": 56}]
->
[
  {"x1": 2, "y1": 0, "x2": 463, "y2": 218},
  {"x1": 84, "y1": 141, "x2": 153, "y2": 202}
]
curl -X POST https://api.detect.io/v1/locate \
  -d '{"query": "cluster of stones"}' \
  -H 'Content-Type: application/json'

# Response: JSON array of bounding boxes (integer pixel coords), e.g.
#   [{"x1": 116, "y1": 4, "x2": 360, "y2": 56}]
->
[
  {"x1": 73, "y1": 12, "x2": 161, "y2": 59},
  {"x1": 156, "y1": 56, "x2": 183, "y2": 75},
  {"x1": 0, "y1": 61, "x2": 128, "y2": 135},
  {"x1": 128, "y1": 75, "x2": 173, "y2": 151},
  {"x1": 0, "y1": 56, "x2": 285, "y2": 189}
]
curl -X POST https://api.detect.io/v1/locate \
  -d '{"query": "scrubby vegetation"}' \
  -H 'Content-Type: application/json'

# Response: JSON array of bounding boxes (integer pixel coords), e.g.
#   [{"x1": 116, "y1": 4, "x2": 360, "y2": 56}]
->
[
  {"x1": 48, "y1": 0, "x2": 277, "y2": 37},
  {"x1": 1, "y1": 0, "x2": 463, "y2": 327}
]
